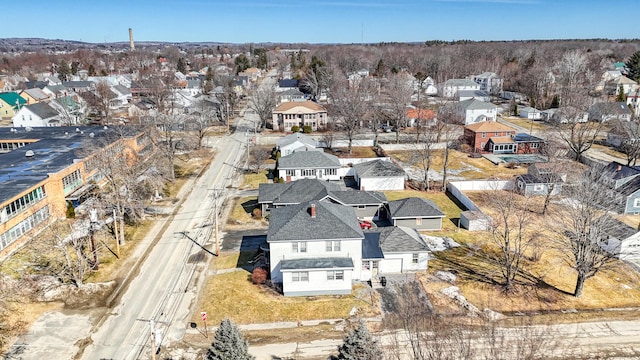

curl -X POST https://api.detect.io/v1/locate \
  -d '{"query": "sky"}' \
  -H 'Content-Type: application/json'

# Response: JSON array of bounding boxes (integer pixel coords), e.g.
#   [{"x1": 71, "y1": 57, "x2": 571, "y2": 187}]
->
[{"x1": 1, "y1": 0, "x2": 631, "y2": 44}]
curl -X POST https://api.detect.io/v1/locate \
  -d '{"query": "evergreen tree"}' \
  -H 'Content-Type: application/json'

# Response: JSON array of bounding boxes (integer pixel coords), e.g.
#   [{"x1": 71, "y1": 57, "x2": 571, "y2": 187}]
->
[
  {"x1": 207, "y1": 319, "x2": 254, "y2": 360},
  {"x1": 336, "y1": 320, "x2": 382, "y2": 360},
  {"x1": 617, "y1": 84, "x2": 627, "y2": 102},
  {"x1": 625, "y1": 50, "x2": 640, "y2": 83},
  {"x1": 177, "y1": 57, "x2": 187, "y2": 74},
  {"x1": 234, "y1": 54, "x2": 250, "y2": 74},
  {"x1": 204, "y1": 66, "x2": 214, "y2": 94},
  {"x1": 58, "y1": 60, "x2": 71, "y2": 81}
]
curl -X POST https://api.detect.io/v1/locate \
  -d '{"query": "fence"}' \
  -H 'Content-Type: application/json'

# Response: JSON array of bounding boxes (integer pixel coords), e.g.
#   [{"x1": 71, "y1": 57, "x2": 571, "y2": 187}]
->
[{"x1": 447, "y1": 180, "x2": 514, "y2": 212}]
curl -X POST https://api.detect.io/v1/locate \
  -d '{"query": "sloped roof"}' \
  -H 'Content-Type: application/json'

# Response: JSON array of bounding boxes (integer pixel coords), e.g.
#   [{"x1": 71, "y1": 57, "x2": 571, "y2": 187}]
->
[
  {"x1": 274, "y1": 100, "x2": 326, "y2": 113},
  {"x1": 278, "y1": 151, "x2": 340, "y2": 169},
  {"x1": 457, "y1": 98, "x2": 498, "y2": 111},
  {"x1": 24, "y1": 102, "x2": 59, "y2": 119},
  {"x1": 324, "y1": 190, "x2": 387, "y2": 206},
  {"x1": 259, "y1": 179, "x2": 341, "y2": 205},
  {"x1": 362, "y1": 232, "x2": 384, "y2": 260},
  {"x1": 465, "y1": 121, "x2": 515, "y2": 133},
  {"x1": 267, "y1": 200, "x2": 363, "y2": 242},
  {"x1": 488, "y1": 136, "x2": 514, "y2": 144},
  {"x1": 513, "y1": 133, "x2": 545, "y2": 143},
  {"x1": 589, "y1": 102, "x2": 632, "y2": 116},
  {"x1": 444, "y1": 79, "x2": 478, "y2": 87},
  {"x1": 457, "y1": 89, "x2": 490, "y2": 98},
  {"x1": 378, "y1": 226, "x2": 431, "y2": 253},
  {"x1": 353, "y1": 159, "x2": 405, "y2": 178},
  {"x1": 277, "y1": 132, "x2": 317, "y2": 148},
  {"x1": 280, "y1": 257, "x2": 354, "y2": 270},
  {"x1": 0, "y1": 92, "x2": 27, "y2": 108},
  {"x1": 617, "y1": 176, "x2": 640, "y2": 197},
  {"x1": 603, "y1": 161, "x2": 640, "y2": 181},
  {"x1": 278, "y1": 79, "x2": 299, "y2": 88},
  {"x1": 113, "y1": 84, "x2": 131, "y2": 96},
  {"x1": 406, "y1": 108, "x2": 436, "y2": 120},
  {"x1": 517, "y1": 173, "x2": 563, "y2": 185},
  {"x1": 388, "y1": 197, "x2": 445, "y2": 219},
  {"x1": 22, "y1": 88, "x2": 49, "y2": 101}
]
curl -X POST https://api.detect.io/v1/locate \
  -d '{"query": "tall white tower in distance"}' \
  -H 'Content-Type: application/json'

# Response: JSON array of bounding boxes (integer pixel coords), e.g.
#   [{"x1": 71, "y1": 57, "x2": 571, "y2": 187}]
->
[{"x1": 129, "y1": 28, "x2": 135, "y2": 51}]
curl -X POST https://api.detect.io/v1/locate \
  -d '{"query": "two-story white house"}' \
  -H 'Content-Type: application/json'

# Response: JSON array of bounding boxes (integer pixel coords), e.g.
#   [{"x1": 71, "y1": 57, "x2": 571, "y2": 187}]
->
[
  {"x1": 439, "y1": 79, "x2": 480, "y2": 99},
  {"x1": 12, "y1": 103, "x2": 61, "y2": 127},
  {"x1": 453, "y1": 98, "x2": 498, "y2": 125},
  {"x1": 471, "y1": 72, "x2": 503, "y2": 95},
  {"x1": 276, "y1": 132, "x2": 320, "y2": 156}
]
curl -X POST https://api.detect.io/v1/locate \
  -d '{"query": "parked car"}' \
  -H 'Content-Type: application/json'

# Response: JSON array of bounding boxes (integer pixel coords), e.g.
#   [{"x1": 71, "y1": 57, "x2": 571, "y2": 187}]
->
[
  {"x1": 359, "y1": 219, "x2": 373, "y2": 229},
  {"x1": 381, "y1": 125, "x2": 392, "y2": 133}
]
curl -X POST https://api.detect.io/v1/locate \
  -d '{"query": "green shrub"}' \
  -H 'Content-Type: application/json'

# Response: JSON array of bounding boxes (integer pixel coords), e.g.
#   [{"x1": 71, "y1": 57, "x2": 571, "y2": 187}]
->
[
  {"x1": 302, "y1": 125, "x2": 312, "y2": 133},
  {"x1": 66, "y1": 201, "x2": 75, "y2": 219},
  {"x1": 291, "y1": 125, "x2": 300, "y2": 133}
]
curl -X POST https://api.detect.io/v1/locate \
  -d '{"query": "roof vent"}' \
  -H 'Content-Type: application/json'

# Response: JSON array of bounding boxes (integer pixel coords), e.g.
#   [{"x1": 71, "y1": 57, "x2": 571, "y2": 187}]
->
[
  {"x1": 89, "y1": 132, "x2": 95, "y2": 138},
  {"x1": 65, "y1": 132, "x2": 68, "y2": 136},
  {"x1": 25, "y1": 150, "x2": 34, "y2": 157},
  {"x1": 25, "y1": 127, "x2": 32, "y2": 132},
  {"x1": 103, "y1": 126, "x2": 108, "y2": 130},
  {"x1": 76, "y1": 128, "x2": 80, "y2": 132}
]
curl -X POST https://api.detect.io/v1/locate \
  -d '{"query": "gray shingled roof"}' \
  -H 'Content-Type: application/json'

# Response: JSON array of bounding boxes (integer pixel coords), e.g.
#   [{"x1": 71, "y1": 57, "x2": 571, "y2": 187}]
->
[
  {"x1": 276, "y1": 132, "x2": 317, "y2": 148},
  {"x1": 445, "y1": 79, "x2": 478, "y2": 87},
  {"x1": 388, "y1": 197, "x2": 445, "y2": 219},
  {"x1": 280, "y1": 257, "x2": 354, "y2": 270},
  {"x1": 607, "y1": 217, "x2": 637, "y2": 240},
  {"x1": 25, "y1": 102, "x2": 59, "y2": 119},
  {"x1": 603, "y1": 161, "x2": 640, "y2": 181},
  {"x1": 278, "y1": 151, "x2": 340, "y2": 169},
  {"x1": 362, "y1": 232, "x2": 384, "y2": 259},
  {"x1": 258, "y1": 179, "x2": 341, "y2": 205},
  {"x1": 378, "y1": 226, "x2": 430, "y2": 253},
  {"x1": 267, "y1": 200, "x2": 363, "y2": 242},
  {"x1": 113, "y1": 84, "x2": 131, "y2": 96},
  {"x1": 353, "y1": 159, "x2": 405, "y2": 178},
  {"x1": 325, "y1": 190, "x2": 387, "y2": 205},
  {"x1": 457, "y1": 98, "x2": 498, "y2": 111},
  {"x1": 517, "y1": 174, "x2": 563, "y2": 185}
]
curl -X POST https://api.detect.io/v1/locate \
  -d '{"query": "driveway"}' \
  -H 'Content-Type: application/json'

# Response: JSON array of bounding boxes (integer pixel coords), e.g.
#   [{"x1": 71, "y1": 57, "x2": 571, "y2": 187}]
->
[{"x1": 377, "y1": 273, "x2": 433, "y2": 316}]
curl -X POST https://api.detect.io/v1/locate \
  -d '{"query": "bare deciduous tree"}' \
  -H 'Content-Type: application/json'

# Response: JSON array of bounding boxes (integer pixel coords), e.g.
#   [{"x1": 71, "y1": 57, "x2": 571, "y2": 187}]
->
[
  {"x1": 329, "y1": 77, "x2": 373, "y2": 154},
  {"x1": 549, "y1": 165, "x2": 620, "y2": 297},
  {"x1": 380, "y1": 74, "x2": 413, "y2": 144},
  {"x1": 410, "y1": 128, "x2": 437, "y2": 191},
  {"x1": 553, "y1": 105, "x2": 601, "y2": 162},
  {"x1": 248, "y1": 87, "x2": 276, "y2": 130}
]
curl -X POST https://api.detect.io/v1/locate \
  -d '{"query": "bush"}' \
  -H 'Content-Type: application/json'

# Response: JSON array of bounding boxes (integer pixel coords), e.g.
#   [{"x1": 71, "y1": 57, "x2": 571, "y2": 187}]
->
[
  {"x1": 66, "y1": 201, "x2": 75, "y2": 219},
  {"x1": 291, "y1": 125, "x2": 300, "y2": 133},
  {"x1": 277, "y1": 177, "x2": 285, "y2": 183},
  {"x1": 251, "y1": 267, "x2": 268, "y2": 285},
  {"x1": 252, "y1": 208, "x2": 262, "y2": 219},
  {"x1": 302, "y1": 125, "x2": 312, "y2": 133}
]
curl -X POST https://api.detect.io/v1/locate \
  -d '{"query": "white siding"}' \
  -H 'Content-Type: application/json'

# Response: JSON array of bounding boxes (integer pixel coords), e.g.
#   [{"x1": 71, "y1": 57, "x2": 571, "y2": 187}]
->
[
  {"x1": 282, "y1": 269, "x2": 353, "y2": 296},
  {"x1": 379, "y1": 258, "x2": 402, "y2": 273},
  {"x1": 359, "y1": 177, "x2": 404, "y2": 191},
  {"x1": 269, "y1": 239, "x2": 363, "y2": 283}
]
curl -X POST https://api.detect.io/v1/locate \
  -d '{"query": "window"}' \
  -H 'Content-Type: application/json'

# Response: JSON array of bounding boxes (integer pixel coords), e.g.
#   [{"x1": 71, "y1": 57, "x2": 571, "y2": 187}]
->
[
  {"x1": 292, "y1": 242, "x2": 307, "y2": 253},
  {"x1": 326, "y1": 240, "x2": 341, "y2": 252},
  {"x1": 416, "y1": 218, "x2": 422, "y2": 225},
  {"x1": 327, "y1": 270, "x2": 344, "y2": 280},
  {"x1": 357, "y1": 205, "x2": 366, "y2": 209},
  {"x1": 325, "y1": 168, "x2": 337, "y2": 176},
  {"x1": 412, "y1": 253, "x2": 419, "y2": 264},
  {"x1": 292, "y1": 271, "x2": 309, "y2": 282},
  {"x1": 531, "y1": 143, "x2": 539, "y2": 148},
  {"x1": 534, "y1": 184, "x2": 544, "y2": 191},
  {"x1": 302, "y1": 169, "x2": 316, "y2": 176},
  {"x1": 634, "y1": 198, "x2": 640, "y2": 208},
  {"x1": 286, "y1": 169, "x2": 296, "y2": 176},
  {"x1": 481, "y1": 132, "x2": 486, "y2": 138}
]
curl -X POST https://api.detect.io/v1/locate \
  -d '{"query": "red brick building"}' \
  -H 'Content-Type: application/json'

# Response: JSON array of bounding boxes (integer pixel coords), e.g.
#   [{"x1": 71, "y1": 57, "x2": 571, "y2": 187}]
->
[{"x1": 463, "y1": 121, "x2": 544, "y2": 154}]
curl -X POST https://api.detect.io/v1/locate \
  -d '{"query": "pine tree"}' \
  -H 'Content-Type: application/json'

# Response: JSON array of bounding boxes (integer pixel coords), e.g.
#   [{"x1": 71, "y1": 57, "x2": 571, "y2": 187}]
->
[
  {"x1": 177, "y1": 57, "x2": 187, "y2": 74},
  {"x1": 550, "y1": 94, "x2": 560, "y2": 109},
  {"x1": 626, "y1": 50, "x2": 640, "y2": 83},
  {"x1": 207, "y1": 319, "x2": 254, "y2": 360},
  {"x1": 336, "y1": 320, "x2": 382, "y2": 360}
]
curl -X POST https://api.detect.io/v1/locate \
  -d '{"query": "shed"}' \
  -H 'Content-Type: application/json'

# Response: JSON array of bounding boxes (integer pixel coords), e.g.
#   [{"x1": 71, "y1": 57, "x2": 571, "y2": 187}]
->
[{"x1": 459, "y1": 210, "x2": 491, "y2": 231}]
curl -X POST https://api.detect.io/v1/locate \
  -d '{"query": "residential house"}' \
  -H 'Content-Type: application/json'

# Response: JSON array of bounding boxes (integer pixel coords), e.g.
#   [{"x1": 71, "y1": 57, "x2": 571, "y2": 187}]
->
[
  {"x1": 542, "y1": 106, "x2": 588, "y2": 124},
  {"x1": 616, "y1": 177, "x2": 640, "y2": 215},
  {"x1": 387, "y1": 197, "x2": 445, "y2": 230},
  {"x1": 353, "y1": 159, "x2": 405, "y2": 191},
  {"x1": 62, "y1": 81, "x2": 95, "y2": 93},
  {"x1": 267, "y1": 201, "x2": 364, "y2": 296},
  {"x1": 23, "y1": 81, "x2": 48, "y2": 90},
  {"x1": 276, "y1": 132, "x2": 320, "y2": 156},
  {"x1": 0, "y1": 92, "x2": 27, "y2": 120},
  {"x1": 463, "y1": 121, "x2": 516, "y2": 153},
  {"x1": 515, "y1": 173, "x2": 563, "y2": 197},
  {"x1": 626, "y1": 88, "x2": 640, "y2": 117},
  {"x1": 277, "y1": 89, "x2": 305, "y2": 103},
  {"x1": 454, "y1": 98, "x2": 498, "y2": 125},
  {"x1": 277, "y1": 151, "x2": 341, "y2": 182},
  {"x1": 257, "y1": 178, "x2": 387, "y2": 220},
  {"x1": 512, "y1": 133, "x2": 545, "y2": 154},
  {"x1": 471, "y1": 72, "x2": 503, "y2": 95},
  {"x1": 272, "y1": 101, "x2": 328, "y2": 131},
  {"x1": 603, "y1": 76, "x2": 637, "y2": 97},
  {"x1": 588, "y1": 102, "x2": 632, "y2": 122},
  {"x1": 276, "y1": 79, "x2": 299, "y2": 92},
  {"x1": 19, "y1": 88, "x2": 49, "y2": 104},
  {"x1": 499, "y1": 91, "x2": 527, "y2": 103},
  {"x1": 43, "y1": 84, "x2": 69, "y2": 99},
  {"x1": 439, "y1": 79, "x2": 480, "y2": 99},
  {"x1": 519, "y1": 106, "x2": 543, "y2": 120},
  {"x1": 362, "y1": 226, "x2": 430, "y2": 280},
  {"x1": 111, "y1": 84, "x2": 132, "y2": 107},
  {"x1": 12, "y1": 103, "x2": 61, "y2": 127},
  {"x1": 406, "y1": 108, "x2": 436, "y2": 128},
  {"x1": 598, "y1": 217, "x2": 640, "y2": 260},
  {"x1": 457, "y1": 89, "x2": 490, "y2": 102},
  {"x1": 49, "y1": 96, "x2": 84, "y2": 126}
]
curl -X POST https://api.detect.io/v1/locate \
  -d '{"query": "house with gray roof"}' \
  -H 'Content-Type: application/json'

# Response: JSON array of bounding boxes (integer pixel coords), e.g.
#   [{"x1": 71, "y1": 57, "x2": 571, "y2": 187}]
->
[
  {"x1": 515, "y1": 173, "x2": 563, "y2": 197},
  {"x1": 588, "y1": 102, "x2": 632, "y2": 122},
  {"x1": 267, "y1": 201, "x2": 363, "y2": 296},
  {"x1": 276, "y1": 132, "x2": 319, "y2": 156},
  {"x1": 457, "y1": 89, "x2": 490, "y2": 102},
  {"x1": 258, "y1": 178, "x2": 387, "y2": 220},
  {"x1": 277, "y1": 150, "x2": 341, "y2": 182},
  {"x1": 452, "y1": 98, "x2": 498, "y2": 125},
  {"x1": 387, "y1": 197, "x2": 445, "y2": 230},
  {"x1": 353, "y1": 159, "x2": 405, "y2": 191},
  {"x1": 266, "y1": 199, "x2": 434, "y2": 296},
  {"x1": 598, "y1": 217, "x2": 640, "y2": 260},
  {"x1": 12, "y1": 102, "x2": 60, "y2": 127},
  {"x1": 439, "y1": 79, "x2": 480, "y2": 98}
]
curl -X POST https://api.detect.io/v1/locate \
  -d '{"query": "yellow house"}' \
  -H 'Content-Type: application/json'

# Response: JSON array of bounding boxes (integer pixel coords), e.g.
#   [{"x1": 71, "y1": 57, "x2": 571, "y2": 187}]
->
[
  {"x1": 0, "y1": 92, "x2": 27, "y2": 120},
  {"x1": 19, "y1": 88, "x2": 50, "y2": 104}
]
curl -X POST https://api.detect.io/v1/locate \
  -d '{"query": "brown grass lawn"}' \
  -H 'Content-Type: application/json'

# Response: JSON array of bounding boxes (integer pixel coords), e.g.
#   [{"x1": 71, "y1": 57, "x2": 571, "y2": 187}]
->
[
  {"x1": 387, "y1": 149, "x2": 528, "y2": 180},
  {"x1": 591, "y1": 143, "x2": 628, "y2": 162},
  {"x1": 193, "y1": 270, "x2": 379, "y2": 325},
  {"x1": 501, "y1": 116, "x2": 550, "y2": 132},
  {"x1": 328, "y1": 146, "x2": 379, "y2": 158},
  {"x1": 242, "y1": 171, "x2": 269, "y2": 190},
  {"x1": 421, "y1": 190, "x2": 640, "y2": 314},
  {"x1": 227, "y1": 196, "x2": 267, "y2": 228}
]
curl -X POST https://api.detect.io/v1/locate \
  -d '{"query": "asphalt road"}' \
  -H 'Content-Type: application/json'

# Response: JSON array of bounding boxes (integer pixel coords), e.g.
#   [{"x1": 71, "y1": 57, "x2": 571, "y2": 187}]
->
[{"x1": 78, "y1": 72, "x2": 277, "y2": 360}]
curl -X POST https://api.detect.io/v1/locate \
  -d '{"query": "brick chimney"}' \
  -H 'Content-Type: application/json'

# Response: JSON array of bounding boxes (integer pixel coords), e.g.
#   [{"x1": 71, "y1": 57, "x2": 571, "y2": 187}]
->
[{"x1": 310, "y1": 203, "x2": 316, "y2": 218}]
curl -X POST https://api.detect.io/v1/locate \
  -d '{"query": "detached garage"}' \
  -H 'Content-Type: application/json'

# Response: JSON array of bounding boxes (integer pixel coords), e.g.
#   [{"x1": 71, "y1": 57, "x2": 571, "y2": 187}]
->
[
  {"x1": 388, "y1": 197, "x2": 446, "y2": 231},
  {"x1": 353, "y1": 159, "x2": 405, "y2": 191}
]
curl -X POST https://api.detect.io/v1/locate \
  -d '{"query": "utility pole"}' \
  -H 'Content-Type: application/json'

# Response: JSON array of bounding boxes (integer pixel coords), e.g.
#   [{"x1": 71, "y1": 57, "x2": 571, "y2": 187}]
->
[
  {"x1": 113, "y1": 208, "x2": 120, "y2": 258},
  {"x1": 89, "y1": 209, "x2": 99, "y2": 270}
]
